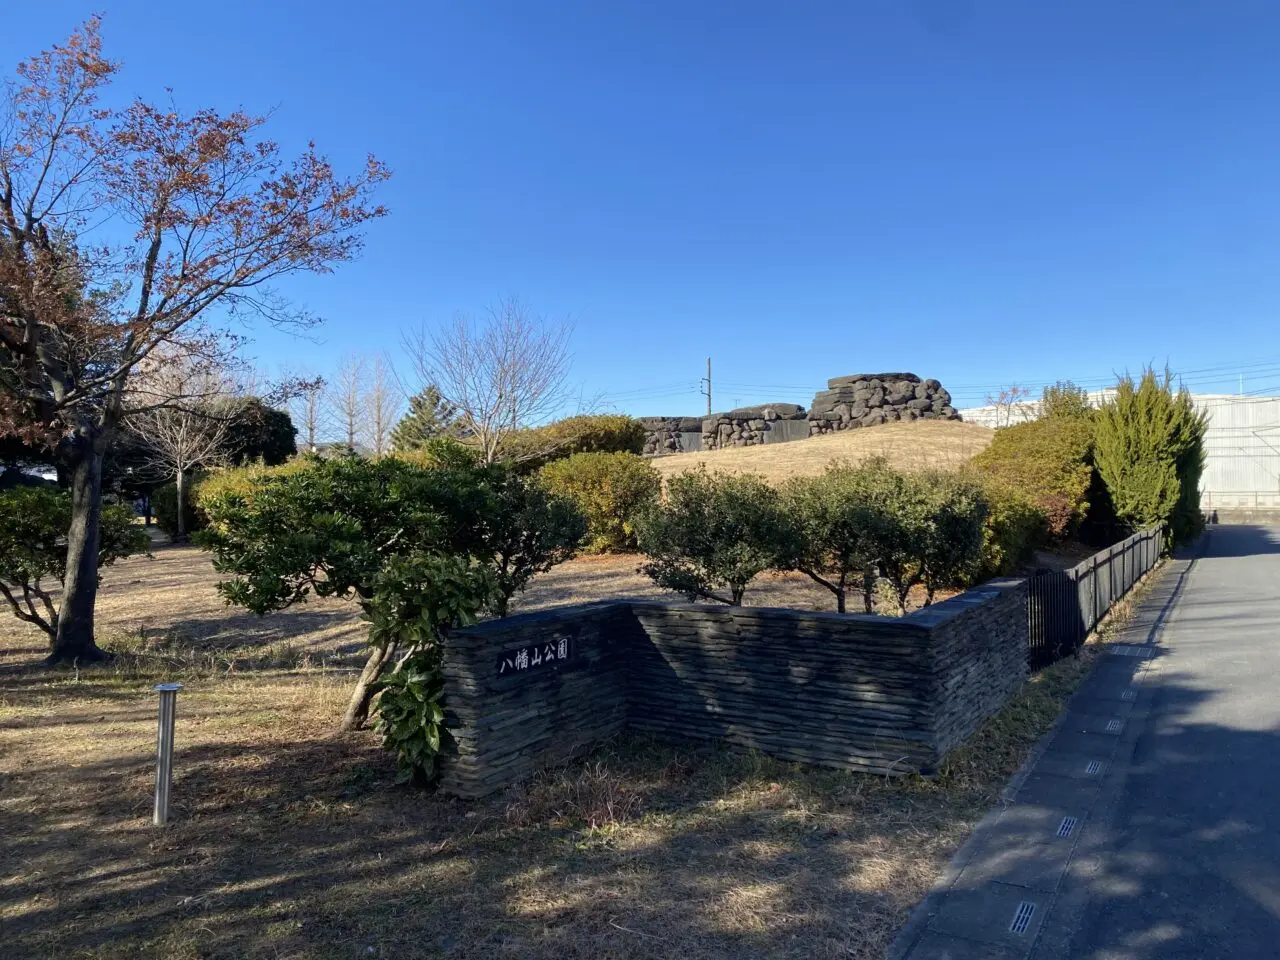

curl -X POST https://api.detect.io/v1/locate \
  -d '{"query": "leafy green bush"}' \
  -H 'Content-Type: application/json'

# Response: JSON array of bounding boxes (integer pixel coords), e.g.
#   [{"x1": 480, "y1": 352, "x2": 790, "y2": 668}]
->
[
  {"x1": 828, "y1": 460, "x2": 988, "y2": 614},
  {"x1": 1094, "y1": 369, "x2": 1206, "y2": 546},
  {"x1": 153, "y1": 459, "x2": 313, "y2": 537},
  {"x1": 198, "y1": 453, "x2": 583, "y2": 783},
  {"x1": 477, "y1": 470, "x2": 586, "y2": 615},
  {"x1": 503, "y1": 414, "x2": 647, "y2": 468},
  {"x1": 366, "y1": 552, "x2": 501, "y2": 783},
  {"x1": 393, "y1": 436, "x2": 481, "y2": 470},
  {"x1": 966, "y1": 471, "x2": 1047, "y2": 578},
  {"x1": 971, "y1": 414, "x2": 1094, "y2": 538},
  {"x1": 0, "y1": 487, "x2": 149, "y2": 644},
  {"x1": 636, "y1": 469, "x2": 791, "y2": 605},
  {"x1": 917, "y1": 471, "x2": 990, "y2": 602},
  {"x1": 152, "y1": 477, "x2": 200, "y2": 538},
  {"x1": 1040, "y1": 380, "x2": 1095, "y2": 422},
  {"x1": 781, "y1": 464, "x2": 886, "y2": 613},
  {"x1": 540, "y1": 451, "x2": 661, "y2": 552}
]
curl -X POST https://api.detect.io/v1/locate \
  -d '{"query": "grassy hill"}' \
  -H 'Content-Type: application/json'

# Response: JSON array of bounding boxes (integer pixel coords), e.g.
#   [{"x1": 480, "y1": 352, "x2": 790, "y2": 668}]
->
[{"x1": 650, "y1": 419, "x2": 993, "y2": 483}]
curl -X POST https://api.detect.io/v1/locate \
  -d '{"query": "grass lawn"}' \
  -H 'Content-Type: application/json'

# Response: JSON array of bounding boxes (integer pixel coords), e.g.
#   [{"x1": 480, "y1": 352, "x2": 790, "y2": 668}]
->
[{"x1": 0, "y1": 544, "x2": 1158, "y2": 960}]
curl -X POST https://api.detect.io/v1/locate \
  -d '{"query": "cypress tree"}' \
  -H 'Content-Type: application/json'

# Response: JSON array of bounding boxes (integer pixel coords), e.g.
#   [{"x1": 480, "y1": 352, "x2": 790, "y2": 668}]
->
[{"x1": 1094, "y1": 369, "x2": 1206, "y2": 546}]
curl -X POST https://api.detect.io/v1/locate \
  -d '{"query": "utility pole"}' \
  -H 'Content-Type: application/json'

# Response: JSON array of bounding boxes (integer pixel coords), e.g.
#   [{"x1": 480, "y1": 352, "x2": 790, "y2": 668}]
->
[{"x1": 701, "y1": 357, "x2": 712, "y2": 416}]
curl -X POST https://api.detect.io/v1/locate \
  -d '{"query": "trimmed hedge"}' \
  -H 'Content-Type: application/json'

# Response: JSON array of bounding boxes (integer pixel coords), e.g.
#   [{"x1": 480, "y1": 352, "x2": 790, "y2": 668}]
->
[{"x1": 539, "y1": 451, "x2": 661, "y2": 553}]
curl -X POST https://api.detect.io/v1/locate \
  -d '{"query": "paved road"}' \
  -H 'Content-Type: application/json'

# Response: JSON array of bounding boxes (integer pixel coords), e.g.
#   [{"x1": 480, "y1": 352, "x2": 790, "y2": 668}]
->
[
  {"x1": 1051, "y1": 523, "x2": 1280, "y2": 959},
  {"x1": 892, "y1": 524, "x2": 1280, "y2": 960}
]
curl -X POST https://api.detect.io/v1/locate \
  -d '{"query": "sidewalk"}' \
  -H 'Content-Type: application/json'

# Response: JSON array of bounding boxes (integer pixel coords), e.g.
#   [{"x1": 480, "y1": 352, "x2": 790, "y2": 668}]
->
[{"x1": 890, "y1": 538, "x2": 1201, "y2": 960}]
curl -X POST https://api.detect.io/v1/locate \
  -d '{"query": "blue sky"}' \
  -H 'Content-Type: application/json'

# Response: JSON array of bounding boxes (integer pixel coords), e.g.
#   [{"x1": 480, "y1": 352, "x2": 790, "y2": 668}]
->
[{"x1": 5, "y1": 2, "x2": 1280, "y2": 415}]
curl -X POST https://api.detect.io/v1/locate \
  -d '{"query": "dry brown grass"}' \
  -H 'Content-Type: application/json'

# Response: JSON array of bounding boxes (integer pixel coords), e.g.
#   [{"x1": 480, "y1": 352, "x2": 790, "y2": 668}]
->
[
  {"x1": 0, "y1": 539, "x2": 1162, "y2": 959},
  {"x1": 650, "y1": 419, "x2": 994, "y2": 483},
  {"x1": 0, "y1": 646, "x2": 1088, "y2": 960}
]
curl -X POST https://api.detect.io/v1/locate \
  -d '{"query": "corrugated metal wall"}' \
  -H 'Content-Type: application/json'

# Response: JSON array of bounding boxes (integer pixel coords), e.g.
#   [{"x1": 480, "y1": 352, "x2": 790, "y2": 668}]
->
[{"x1": 1196, "y1": 395, "x2": 1280, "y2": 510}]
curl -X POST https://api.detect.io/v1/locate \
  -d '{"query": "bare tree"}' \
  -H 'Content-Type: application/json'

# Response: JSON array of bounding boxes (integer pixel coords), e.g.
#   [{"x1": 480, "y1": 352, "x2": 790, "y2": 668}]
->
[
  {"x1": 124, "y1": 349, "x2": 235, "y2": 539},
  {"x1": 284, "y1": 374, "x2": 325, "y2": 454},
  {"x1": 404, "y1": 297, "x2": 573, "y2": 463},
  {"x1": 328, "y1": 354, "x2": 368, "y2": 453},
  {"x1": 985, "y1": 384, "x2": 1036, "y2": 428},
  {"x1": 364, "y1": 354, "x2": 401, "y2": 457}
]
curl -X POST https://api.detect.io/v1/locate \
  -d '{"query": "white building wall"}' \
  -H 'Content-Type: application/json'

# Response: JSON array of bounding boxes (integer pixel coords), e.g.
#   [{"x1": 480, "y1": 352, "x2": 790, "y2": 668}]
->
[{"x1": 1195, "y1": 395, "x2": 1280, "y2": 510}]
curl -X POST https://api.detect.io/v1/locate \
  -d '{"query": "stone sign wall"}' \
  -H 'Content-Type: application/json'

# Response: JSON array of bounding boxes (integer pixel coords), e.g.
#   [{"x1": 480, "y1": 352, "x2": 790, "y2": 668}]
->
[
  {"x1": 639, "y1": 371, "x2": 962, "y2": 455},
  {"x1": 438, "y1": 579, "x2": 1028, "y2": 797}
]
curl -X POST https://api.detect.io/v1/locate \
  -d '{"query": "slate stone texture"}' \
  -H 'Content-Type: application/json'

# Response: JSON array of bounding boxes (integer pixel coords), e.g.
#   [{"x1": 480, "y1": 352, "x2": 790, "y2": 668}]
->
[{"x1": 437, "y1": 579, "x2": 1028, "y2": 797}]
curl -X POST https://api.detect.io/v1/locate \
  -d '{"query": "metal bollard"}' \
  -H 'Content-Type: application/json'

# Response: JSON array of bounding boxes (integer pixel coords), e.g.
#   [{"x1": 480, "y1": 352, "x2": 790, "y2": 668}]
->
[{"x1": 153, "y1": 682, "x2": 183, "y2": 826}]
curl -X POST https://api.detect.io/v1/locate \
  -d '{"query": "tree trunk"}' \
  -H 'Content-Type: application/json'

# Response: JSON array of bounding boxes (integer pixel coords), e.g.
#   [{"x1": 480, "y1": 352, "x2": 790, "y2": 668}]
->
[
  {"x1": 339, "y1": 642, "x2": 398, "y2": 732},
  {"x1": 835, "y1": 588, "x2": 846, "y2": 614},
  {"x1": 48, "y1": 437, "x2": 109, "y2": 664},
  {"x1": 175, "y1": 469, "x2": 187, "y2": 540}
]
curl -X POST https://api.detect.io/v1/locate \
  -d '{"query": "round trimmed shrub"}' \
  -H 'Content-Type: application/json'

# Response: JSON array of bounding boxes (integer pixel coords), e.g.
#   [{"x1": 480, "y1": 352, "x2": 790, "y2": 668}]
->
[{"x1": 539, "y1": 451, "x2": 661, "y2": 552}]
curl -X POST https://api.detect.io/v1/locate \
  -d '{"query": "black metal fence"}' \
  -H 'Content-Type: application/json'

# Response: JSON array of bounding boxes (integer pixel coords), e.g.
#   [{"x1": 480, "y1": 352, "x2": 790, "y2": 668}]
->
[{"x1": 1027, "y1": 526, "x2": 1164, "y2": 669}]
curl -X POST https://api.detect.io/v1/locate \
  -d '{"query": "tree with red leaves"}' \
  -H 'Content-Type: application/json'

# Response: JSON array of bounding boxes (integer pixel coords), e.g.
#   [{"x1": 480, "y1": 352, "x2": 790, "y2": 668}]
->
[{"x1": 0, "y1": 18, "x2": 390, "y2": 663}]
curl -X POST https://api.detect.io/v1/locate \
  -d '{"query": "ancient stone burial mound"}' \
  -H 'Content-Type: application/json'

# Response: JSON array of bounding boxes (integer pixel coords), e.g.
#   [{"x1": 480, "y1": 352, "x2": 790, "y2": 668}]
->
[
  {"x1": 808, "y1": 373, "x2": 958, "y2": 435},
  {"x1": 639, "y1": 405, "x2": 809, "y2": 456},
  {"x1": 638, "y1": 372, "x2": 962, "y2": 454}
]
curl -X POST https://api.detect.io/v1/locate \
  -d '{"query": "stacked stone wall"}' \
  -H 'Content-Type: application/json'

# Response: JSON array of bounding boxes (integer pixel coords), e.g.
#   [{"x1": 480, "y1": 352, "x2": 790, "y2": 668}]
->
[
  {"x1": 639, "y1": 372, "x2": 962, "y2": 455},
  {"x1": 807, "y1": 372, "x2": 960, "y2": 436}
]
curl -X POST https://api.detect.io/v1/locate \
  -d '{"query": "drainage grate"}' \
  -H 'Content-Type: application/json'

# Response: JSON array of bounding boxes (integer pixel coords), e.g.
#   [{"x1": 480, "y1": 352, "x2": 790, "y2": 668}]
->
[
  {"x1": 1056, "y1": 816, "x2": 1079, "y2": 838},
  {"x1": 1121, "y1": 689, "x2": 1137, "y2": 701},
  {"x1": 1106, "y1": 719, "x2": 1123, "y2": 733},
  {"x1": 1085, "y1": 760, "x2": 1103, "y2": 775},
  {"x1": 1009, "y1": 901, "x2": 1037, "y2": 934},
  {"x1": 1109, "y1": 644, "x2": 1154, "y2": 658}
]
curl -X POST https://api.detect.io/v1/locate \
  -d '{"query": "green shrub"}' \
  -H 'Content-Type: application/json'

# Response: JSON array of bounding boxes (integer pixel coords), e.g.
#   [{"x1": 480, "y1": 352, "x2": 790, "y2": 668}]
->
[
  {"x1": 1094, "y1": 369, "x2": 1206, "y2": 546},
  {"x1": 0, "y1": 487, "x2": 149, "y2": 644},
  {"x1": 1040, "y1": 381, "x2": 1095, "y2": 422},
  {"x1": 477, "y1": 469, "x2": 586, "y2": 615},
  {"x1": 826, "y1": 459, "x2": 988, "y2": 614},
  {"x1": 636, "y1": 469, "x2": 791, "y2": 605},
  {"x1": 539, "y1": 452, "x2": 661, "y2": 553},
  {"x1": 917, "y1": 471, "x2": 990, "y2": 602},
  {"x1": 152, "y1": 478, "x2": 200, "y2": 537},
  {"x1": 971, "y1": 415, "x2": 1094, "y2": 538},
  {"x1": 154, "y1": 460, "x2": 313, "y2": 537},
  {"x1": 781, "y1": 466, "x2": 883, "y2": 613},
  {"x1": 198, "y1": 452, "x2": 584, "y2": 773},
  {"x1": 966, "y1": 472, "x2": 1047, "y2": 578},
  {"x1": 503, "y1": 414, "x2": 647, "y2": 468},
  {"x1": 366, "y1": 552, "x2": 502, "y2": 783}
]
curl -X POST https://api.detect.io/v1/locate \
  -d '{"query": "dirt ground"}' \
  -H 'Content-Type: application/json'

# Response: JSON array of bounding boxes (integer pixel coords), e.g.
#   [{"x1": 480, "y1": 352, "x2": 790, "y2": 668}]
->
[{"x1": 0, "y1": 544, "x2": 1150, "y2": 960}]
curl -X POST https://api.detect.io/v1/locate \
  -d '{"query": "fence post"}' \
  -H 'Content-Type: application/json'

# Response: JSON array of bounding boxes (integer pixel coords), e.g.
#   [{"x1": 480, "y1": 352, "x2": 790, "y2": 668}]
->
[{"x1": 1092, "y1": 555, "x2": 1099, "y2": 629}]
